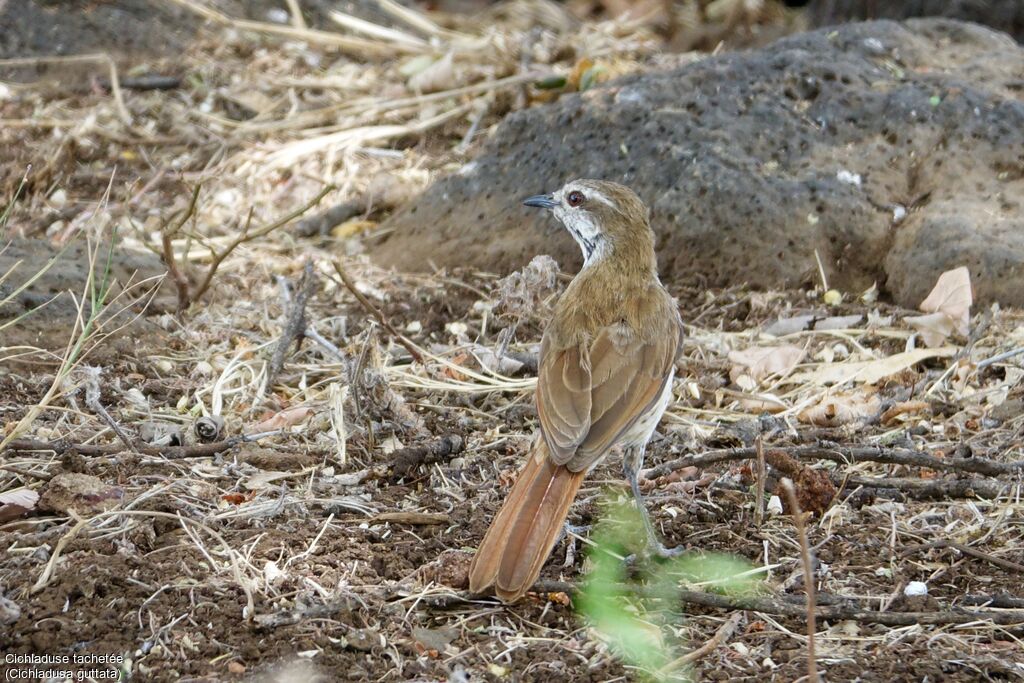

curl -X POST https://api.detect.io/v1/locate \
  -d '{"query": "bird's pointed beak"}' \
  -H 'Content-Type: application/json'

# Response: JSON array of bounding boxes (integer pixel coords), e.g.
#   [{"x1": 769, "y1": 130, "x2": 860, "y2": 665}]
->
[{"x1": 523, "y1": 194, "x2": 557, "y2": 209}]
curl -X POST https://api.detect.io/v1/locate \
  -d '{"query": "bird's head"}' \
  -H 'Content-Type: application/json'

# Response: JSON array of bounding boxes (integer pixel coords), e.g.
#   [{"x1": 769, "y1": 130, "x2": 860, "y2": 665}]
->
[{"x1": 524, "y1": 179, "x2": 653, "y2": 268}]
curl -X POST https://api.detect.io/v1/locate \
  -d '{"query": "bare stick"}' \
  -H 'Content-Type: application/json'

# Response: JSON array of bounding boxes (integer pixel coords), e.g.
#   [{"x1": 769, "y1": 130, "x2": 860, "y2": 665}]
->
[
  {"x1": 161, "y1": 185, "x2": 332, "y2": 312},
  {"x1": 842, "y1": 474, "x2": 1006, "y2": 500},
  {"x1": 900, "y1": 540, "x2": 1024, "y2": 574},
  {"x1": 2, "y1": 433, "x2": 278, "y2": 459},
  {"x1": 670, "y1": 589, "x2": 1024, "y2": 627},
  {"x1": 754, "y1": 436, "x2": 765, "y2": 527},
  {"x1": 331, "y1": 260, "x2": 423, "y2": 363},
  {"x1": 658, "y1": 611, "x2": 743, "y2": 674},
  {"x1": 265, "y1": 260, "x2": 316, "y2": 393},
  {"x1": 781, "y1": 478, "x2": 819, "y2": 683},
  {"x1": 254, "y1": 596, "x2": 359, "y2": 629},
  {"x1": 83, "y1": 368, "x2": 137, "y2": 453},
  {"x1": 418, "y1": 581, "x2": 1024, "y2": 626},
  {"x1": 189, "y1": 186, "x2": 333, "y2": 305},
  {"x1": 284, "y1": 0, "x2": 306, "y2": 28},
  {"x1": 160, "y1": 183, "x2": 203, "y2": 312}
]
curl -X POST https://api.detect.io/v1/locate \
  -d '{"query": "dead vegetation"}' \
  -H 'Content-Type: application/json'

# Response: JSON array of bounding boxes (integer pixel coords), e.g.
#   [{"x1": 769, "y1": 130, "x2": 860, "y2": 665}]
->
[{"x1": 1, "y1": 1, "x2": 1023, "y2": 681}]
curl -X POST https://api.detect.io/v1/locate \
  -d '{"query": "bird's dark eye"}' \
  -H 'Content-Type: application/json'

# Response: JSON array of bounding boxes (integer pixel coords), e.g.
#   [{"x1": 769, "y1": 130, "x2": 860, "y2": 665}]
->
[{"x1": 566, "y1": 190, "x2": 585, "y2": 207}]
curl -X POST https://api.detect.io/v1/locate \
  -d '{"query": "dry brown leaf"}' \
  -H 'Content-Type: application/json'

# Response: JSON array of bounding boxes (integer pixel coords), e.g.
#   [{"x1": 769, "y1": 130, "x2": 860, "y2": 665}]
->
[
  {"x1": 880, "y1": 400, "x2": 931, "y2": 425},
  {"x1": 798, "y1": 392, "x2": 880, "y2": 427},
  {"x1": 729, "y1": 345, "x2": 805, "y2": 384},
  {"x1": 765, "y1": 450, "x2": 836, "y2": 515},
  {"x1": 253, "y1": 406, "x2": 312, "y2": 432},
  {"x1": 788, "y1": 347, "x2": 956, "y2": 386},
  {"x1": 441, "y1": 352, "x2": 471, "y2": 381}
]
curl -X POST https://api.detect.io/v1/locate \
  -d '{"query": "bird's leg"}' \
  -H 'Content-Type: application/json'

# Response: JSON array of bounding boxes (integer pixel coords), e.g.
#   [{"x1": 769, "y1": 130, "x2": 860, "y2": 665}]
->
[{"x1": 623, "y1": 445, "x2": 685, "y2": 558}]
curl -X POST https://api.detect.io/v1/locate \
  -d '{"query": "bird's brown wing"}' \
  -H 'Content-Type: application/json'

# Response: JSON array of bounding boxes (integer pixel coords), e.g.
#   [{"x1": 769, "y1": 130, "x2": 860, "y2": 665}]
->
[
  {"x1": 535, "y1": 336, "x2": 592, "y2": 461},
  {"x1": 536, "y1": 318, "x2": 680, "y2": 472}
]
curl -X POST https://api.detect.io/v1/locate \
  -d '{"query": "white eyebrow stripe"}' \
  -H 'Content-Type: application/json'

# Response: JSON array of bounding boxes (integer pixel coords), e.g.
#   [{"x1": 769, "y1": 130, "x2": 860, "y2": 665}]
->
[{"x1": 586, "y1": 189, "x2": 615, "y2": 208}]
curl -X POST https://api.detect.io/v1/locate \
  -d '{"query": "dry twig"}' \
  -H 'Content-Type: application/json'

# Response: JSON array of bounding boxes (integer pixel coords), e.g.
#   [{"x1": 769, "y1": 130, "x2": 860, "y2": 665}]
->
[
  {"x1": 781, "y1": 478, "x2": 819, "y2": 683},
  {"x1": 162, "y1": 185, "x2": 333, "y2": 312},
  {"x1": 644, "y1": 444, "x2": 1024, "y2": 479},
  {"x1": 331, "y1": 260, "x2": 423, "y2": 363},
  {"x1": 265, "y1": 260, "x2": 317, "y2": 394}
]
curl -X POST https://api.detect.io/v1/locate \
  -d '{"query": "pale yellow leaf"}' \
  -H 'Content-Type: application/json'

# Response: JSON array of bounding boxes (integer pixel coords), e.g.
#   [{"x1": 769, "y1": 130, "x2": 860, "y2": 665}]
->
[
  {"x1": 332, "y1": 219, "x2": 377, "y2": 239},
  {"x1": 729, "y1": 345, "x2": 805, "y2": 384},
  {"x1": 919, "y1": 266, "x2": 971, "y2": 335},
  {"x1": 905, "y1": 312, "x2": 956, "y2": 348},
  {"x1": 408, "y1": 51, "x2": 455, "y2": 93},
  {"x1": 787, "y1": 347, "x2": 957, "y2": 386}
]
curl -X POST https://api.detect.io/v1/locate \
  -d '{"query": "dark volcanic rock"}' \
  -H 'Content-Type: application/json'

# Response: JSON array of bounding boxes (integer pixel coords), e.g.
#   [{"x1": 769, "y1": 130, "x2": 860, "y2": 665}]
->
[
  {"x1": 374, "y1": 19, "x2": 1024, "y2": 307},
  {"x1": 808, "y1": 0, "x2": 1024, "y2": 43}
]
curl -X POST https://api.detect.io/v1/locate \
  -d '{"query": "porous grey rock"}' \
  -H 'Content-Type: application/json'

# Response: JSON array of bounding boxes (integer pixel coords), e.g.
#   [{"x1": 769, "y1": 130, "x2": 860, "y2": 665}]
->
[
  {"x1": 374, "y1": 19, "x2": 1024, "y2": 307},
  {"x1": 807, "y1": 0, "x2": 1024, "y2": 43}
]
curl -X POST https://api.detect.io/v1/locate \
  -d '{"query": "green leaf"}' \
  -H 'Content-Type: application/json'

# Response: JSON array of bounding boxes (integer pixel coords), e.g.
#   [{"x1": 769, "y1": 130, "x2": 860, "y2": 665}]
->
[
  {"x1": 535, "y1": 75, "x2": 567, "y2": 90},
  {"x1": 575, "y1": 493, "x2": 763, "y2": 681}
]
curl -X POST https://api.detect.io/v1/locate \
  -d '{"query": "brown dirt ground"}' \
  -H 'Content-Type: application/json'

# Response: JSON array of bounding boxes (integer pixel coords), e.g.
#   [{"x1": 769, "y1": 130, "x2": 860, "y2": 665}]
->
[{"x1": 3, "y1": 277, "x2": 1024, "y2": 681}]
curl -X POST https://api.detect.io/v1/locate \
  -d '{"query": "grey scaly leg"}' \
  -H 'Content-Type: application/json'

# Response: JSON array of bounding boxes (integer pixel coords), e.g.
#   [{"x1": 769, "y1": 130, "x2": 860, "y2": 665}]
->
[{"x1": 623, "y1": 445, "x2": 685, "y2": 558}]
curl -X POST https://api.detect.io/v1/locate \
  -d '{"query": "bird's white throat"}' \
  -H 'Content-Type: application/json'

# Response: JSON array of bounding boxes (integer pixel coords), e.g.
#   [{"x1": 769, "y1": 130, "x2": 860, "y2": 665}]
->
[{"x1": 553, "y1": 205, "x2": 608, "y2": 266}]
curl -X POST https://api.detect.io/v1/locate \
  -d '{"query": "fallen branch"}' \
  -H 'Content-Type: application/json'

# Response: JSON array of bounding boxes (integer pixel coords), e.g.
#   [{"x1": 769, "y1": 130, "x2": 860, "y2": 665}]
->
[
  {"x1": 900, "y1": 540, "x2": 1024, "y2": 574},
  {"x1": 670, "y1": 589, "x2": 1024, "y2": 626},
  {"x1": 293, "y1": 200, "x2": 363, "y2": 237},
  {"x1": 83, "y1": 368, "x2": 137, "y2": 454},
  {"x1": 420, "y1": 581, "x2": 1024, "y2": 626},
  {"x1": 98, "y1": 74, "x2": 181, "y2": 92},
  {"x1": 644, "y1": 443, "x2": 1023, "y2": 480},
  {"x1": 963, "y1": 594, "x2": 1024, "y2": 609},
  {"x1": 842, "y1": 474, "x2": 1008, "y2": 500},
  {"x1": 4, "y1": 436, "x2": 245, "y2": 459}
]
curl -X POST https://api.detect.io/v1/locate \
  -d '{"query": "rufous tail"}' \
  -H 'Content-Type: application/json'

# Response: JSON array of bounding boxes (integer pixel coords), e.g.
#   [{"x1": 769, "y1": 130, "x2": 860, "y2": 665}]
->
[{"x1": 468, "y1": 440, "x2": 585, "y2": 602}]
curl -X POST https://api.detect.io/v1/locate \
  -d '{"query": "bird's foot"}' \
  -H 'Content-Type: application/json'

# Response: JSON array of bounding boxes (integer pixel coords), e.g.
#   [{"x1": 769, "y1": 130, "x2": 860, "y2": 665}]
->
[
  {"x1": 646, "y1": 538, "x2": 686, "y2": 559},
  {"x1": 622, "y1": 539, "x2": 687, "y2": 568}
]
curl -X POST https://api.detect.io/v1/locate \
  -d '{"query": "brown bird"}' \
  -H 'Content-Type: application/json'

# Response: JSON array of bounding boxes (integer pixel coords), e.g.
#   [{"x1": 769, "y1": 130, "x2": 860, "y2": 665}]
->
[{"x1": 469, "y1": 179, "x2": 684, "y2": 602}]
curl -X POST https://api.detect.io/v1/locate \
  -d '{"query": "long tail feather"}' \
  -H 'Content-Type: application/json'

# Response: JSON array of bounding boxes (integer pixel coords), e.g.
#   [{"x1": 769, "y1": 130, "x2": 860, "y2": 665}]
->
[{"x1": 469, "y1": 440, "x2": 585, "y2": 602}]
